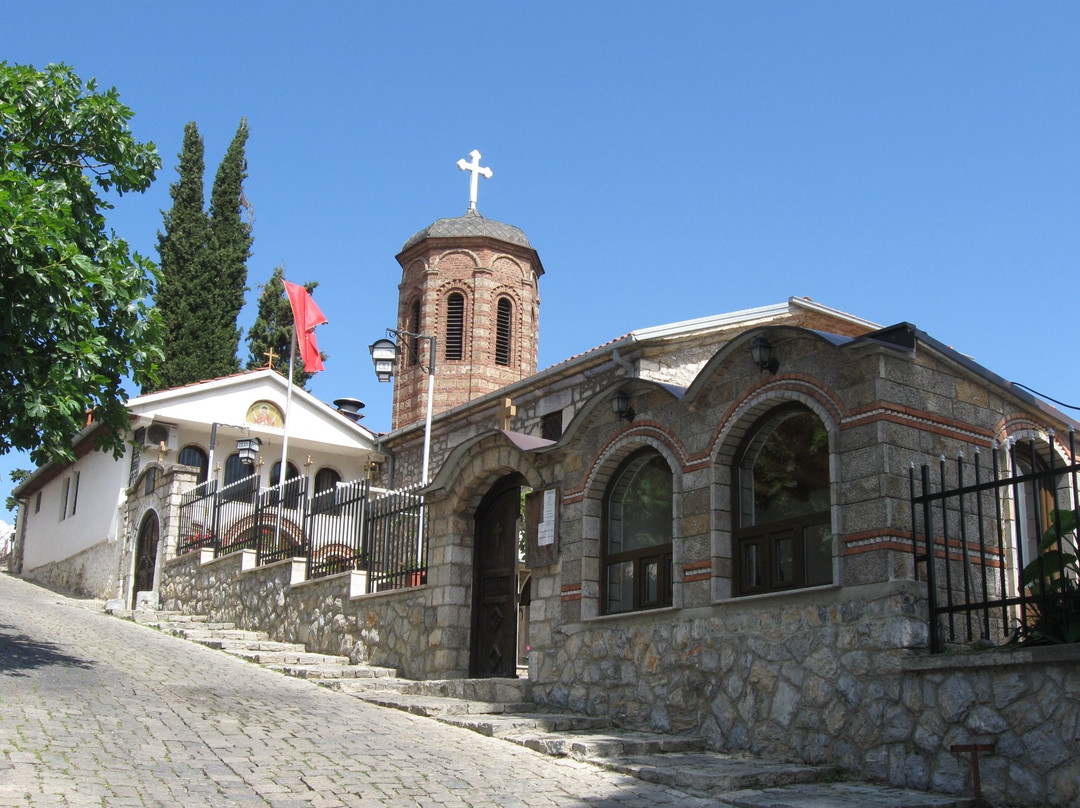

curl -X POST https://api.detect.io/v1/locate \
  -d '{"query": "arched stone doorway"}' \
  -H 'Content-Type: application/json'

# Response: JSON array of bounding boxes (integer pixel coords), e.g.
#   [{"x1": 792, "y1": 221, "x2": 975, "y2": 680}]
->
[
  {"x1": 471, "y1": 474, "x2": 525, "y2": 678},
  {"x1": 132, "y1": 511, "x2": 160, "y2": 607}
]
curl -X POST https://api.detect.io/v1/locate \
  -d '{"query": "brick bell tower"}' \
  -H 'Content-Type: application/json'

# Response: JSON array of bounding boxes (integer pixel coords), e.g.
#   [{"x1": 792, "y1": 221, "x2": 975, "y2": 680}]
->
[{"x1": 390, "y1": 151, "x2": 544, "y2": 431}]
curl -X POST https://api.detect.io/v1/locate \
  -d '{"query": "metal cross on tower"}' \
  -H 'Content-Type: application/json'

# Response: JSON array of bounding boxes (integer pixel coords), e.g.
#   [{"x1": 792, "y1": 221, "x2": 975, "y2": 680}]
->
[{"x1": 457, "y1": 149, "x2": 492, "y2": 210}]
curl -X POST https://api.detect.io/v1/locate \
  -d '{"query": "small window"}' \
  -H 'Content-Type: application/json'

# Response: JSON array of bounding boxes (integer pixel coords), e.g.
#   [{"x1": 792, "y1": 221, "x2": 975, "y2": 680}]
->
[
  {"x1": 69, "y1": 471, "x2": 79, "y2": 516},
  {"x1": 409, "y1": 299, "x2": 421, "y2": 367},
  {"x1": 143, "y1": 467, "x2": 157, "y2": 495},
  {"x1": 59, "y1": 477, "x2": 70, "y2": 521},
  {"x1": 495, "y1": 297, "x2": 512, "y2": 366},
  {"x1": 34, "y1": 491, "x2": 41, "y2": 514},
  {"x1": 222, "y1": 453, "x2": 257, "y2": 502},
  {"x1": 541, "y1": 411, "x2": 563, "y2": 442},
  {"x1": 312, "y1": 467, "x2": 343, "y2": 515},
  {"x1": 602, "y1": 450, "x2": 673, "y2": 614},
  {"x1": 178, "y1": 445, "x2": 209, "y2": 484},
  {"x1": 445, "y1": 293, "x2": 465, "y2": 361},
  {"x1": 734, "y1": 406, "x2": 832, "y2": 596},
  {"x1": 314, "y1": 467, "x2": 341, "y2": 494}
]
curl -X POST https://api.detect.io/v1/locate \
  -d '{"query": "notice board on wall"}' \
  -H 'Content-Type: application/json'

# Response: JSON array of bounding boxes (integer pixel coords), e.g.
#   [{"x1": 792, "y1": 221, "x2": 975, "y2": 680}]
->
[{"x1": 525, "y1": 487, "x2": 559, "y2": 568}]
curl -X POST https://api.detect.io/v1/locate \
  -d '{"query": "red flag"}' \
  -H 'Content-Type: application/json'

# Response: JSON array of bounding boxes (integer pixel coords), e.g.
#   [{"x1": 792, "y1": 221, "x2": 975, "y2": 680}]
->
[{"x1": 282, "y1": 280, "x2": 327, "y2": 373}]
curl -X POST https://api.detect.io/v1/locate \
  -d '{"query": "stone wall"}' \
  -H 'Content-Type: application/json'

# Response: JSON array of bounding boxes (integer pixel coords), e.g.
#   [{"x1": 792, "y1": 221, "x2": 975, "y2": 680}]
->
[
  {"x1": 160, "y1": 550, "x2": 432, "y2": 678},
  {"x1": 20, "y1": 538, "x2": 118, "y2": 599},
  {"x1": 529, "y1": 579, "x2": 1080, "y2": 808}
]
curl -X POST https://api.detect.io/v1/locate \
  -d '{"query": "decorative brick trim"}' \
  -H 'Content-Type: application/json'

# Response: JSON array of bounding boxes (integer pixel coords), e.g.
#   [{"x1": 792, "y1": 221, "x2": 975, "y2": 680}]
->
[
  {"x1": 708, "y1": 376, "x2": 846, "y2": 466},
  {"x1": 682, "y1": 560, "x2": 712, "y2": 582},
  {"x1": 561, "y1": 583, "x2": 582, "y2": 602},
  {"x1": 843, "y1": 405, "x2": 993, "y2": 447}
]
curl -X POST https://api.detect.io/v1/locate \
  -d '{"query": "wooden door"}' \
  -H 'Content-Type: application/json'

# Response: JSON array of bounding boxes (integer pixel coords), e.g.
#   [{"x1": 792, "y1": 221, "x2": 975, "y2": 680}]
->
[
  {"x1": 471, "y1": 482, "x2": 520, "y2": 678},
  {"x1": 132, "y1": 512, "x2": 159, "y2": 607}
]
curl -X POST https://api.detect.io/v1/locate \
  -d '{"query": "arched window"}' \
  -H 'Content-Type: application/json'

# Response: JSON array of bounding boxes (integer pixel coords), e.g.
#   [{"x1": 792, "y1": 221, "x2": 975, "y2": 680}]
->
[
  {"x1": 314, "y1": 467, "x2": 341, "y2": 493},
  {"x1": 269, "y1": 461, "x2": 302, "y2": 508},
  {"x1": 223, "y1": 453, "x2": 257, "y2": 501},
  {"x1": 270, "y1": 461, "x2": 300, "y2": 483},
  {"x1": 177, "y1": 445, "x2": 209, "y2": 484},
  {"x1": 445, "y1": 292, "x2": 465, "y2": 361},
  {"x1": 224, "y1": 453, "x2": 250, "y2": 486},
  {"x1": 602, "y1": 449, "x2": 673, "y2": 614},
  {"x1": 495, "y1": 297, "x2": 512, "y2": 366},
  {"x1": 1009, "y1": 437, "x2": 1061, "y2": 586},
  {"x1": 311, "y1": 467, "x2": 343, "y2": 514},
  {"x1": 734, "y1": 405, "x2": 832, "y2": 595},
  {"x1": 408, "y1": 299, "x2": 421, "y2": 367}
]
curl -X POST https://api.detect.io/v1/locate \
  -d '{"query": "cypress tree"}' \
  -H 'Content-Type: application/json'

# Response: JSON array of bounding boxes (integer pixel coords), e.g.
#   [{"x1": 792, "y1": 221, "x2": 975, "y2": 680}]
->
[
  {"x1": 201, "y1": 118, "x2": 253, "y2": 379},
  {"x1": 245, "y1": 265, "x2": 321, "y2": 389},
  {"x1": 151, "y1": 122, "x2": 209, "y2": 391}
]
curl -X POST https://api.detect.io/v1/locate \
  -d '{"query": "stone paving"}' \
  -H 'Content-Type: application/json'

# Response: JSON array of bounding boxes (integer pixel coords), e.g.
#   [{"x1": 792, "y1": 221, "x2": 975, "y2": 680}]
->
[
  {"x1": 0, "y1": 573, "x2": 716, "y2": 808},
  {"x1": 0, "y1": 573, "x2": 968, "y2": 808}
]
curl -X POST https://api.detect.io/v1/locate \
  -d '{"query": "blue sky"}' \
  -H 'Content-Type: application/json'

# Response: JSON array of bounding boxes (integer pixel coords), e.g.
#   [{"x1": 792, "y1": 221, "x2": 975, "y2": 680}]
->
[{"x1": 3, "y1": 2, "x2": 1078, "y2": 523}]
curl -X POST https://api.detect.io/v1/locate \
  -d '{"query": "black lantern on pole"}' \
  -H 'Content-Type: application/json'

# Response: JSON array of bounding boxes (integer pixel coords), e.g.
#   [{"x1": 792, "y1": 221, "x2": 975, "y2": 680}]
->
[
  {"x1": 369, "y1": 338, "x2": 399, "y2": 383},
  {"x1": 236, "y1": 436, "x2": 262, "y2": 465}
]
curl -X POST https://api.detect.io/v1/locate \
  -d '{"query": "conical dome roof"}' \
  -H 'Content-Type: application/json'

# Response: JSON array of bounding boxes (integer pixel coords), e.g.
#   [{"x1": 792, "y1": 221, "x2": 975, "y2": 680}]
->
[{"x1": 400, "y1": 208, "x2": 531, "y2": 253}]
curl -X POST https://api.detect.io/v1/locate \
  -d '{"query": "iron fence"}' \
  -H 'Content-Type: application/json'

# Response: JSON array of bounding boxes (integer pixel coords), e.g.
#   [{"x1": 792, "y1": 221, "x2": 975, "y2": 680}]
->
[
  {"x1": 176, "y1": 473, "x2": 427, "y2": 593},
  {"x1": 177, "y1": 479, "x2": 217, "y2": 554},
  {"x1": 306, "y1": 479, "x2": 370, "y2": 579},
  {"x1": 910, "y1": 431, "x2": 1080, "y2": 652},
  {"x1": 366, "y1": 484, "x2": 428, "y2": 592}
]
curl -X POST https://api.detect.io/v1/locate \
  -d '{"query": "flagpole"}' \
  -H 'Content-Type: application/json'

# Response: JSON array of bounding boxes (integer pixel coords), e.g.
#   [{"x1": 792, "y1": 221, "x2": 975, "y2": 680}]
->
[
  {"x1": 274, "y1": 327, "x2": 297, "y2": 549},
  {"x1": 279, "y1": 328, "x2": 297, "y2": 490}
]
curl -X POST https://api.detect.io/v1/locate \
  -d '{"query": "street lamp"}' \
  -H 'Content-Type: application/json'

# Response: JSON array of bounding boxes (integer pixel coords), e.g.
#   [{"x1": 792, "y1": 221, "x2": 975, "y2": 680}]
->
[
  {"x1": 369, "y1": 338, "x2": 398, "y2": 384},
  {"x1": 235, "y1": 436, "x2": 262, "y2": 465},
  {"x1": 369, "y1": 329, "x2": 437, "y2": 487}
]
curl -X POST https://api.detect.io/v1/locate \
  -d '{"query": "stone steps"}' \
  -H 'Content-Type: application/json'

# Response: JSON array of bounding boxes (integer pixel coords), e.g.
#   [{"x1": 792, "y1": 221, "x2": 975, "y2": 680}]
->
[{"x1": 114, "y1": 607, "x2": 968, "y2": 807}]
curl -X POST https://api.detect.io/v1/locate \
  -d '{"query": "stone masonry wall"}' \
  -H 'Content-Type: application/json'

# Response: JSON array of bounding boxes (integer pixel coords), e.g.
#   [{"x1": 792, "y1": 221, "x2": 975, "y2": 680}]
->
[
  {"x1": 160, "y1": 551, "x2": 432, "y2": 679},
  {"x1": 530, "y1": 580, "x2": 1080, "y2": 808}
]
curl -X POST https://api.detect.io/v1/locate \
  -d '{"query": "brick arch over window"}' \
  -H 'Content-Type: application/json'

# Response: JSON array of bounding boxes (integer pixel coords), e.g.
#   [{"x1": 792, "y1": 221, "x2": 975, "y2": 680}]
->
[
  {"x1": 712, "y1": 389, "x2": 839, "y2": 598},
  {"x1": 581, "y1": 433, "x2": 685, "y2": 617}
]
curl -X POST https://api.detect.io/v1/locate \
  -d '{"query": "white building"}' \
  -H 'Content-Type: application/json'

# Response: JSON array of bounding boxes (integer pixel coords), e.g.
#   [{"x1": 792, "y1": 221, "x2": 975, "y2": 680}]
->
[{"x1": 12, "y1": 369, "x2": 377, "y2": 602}]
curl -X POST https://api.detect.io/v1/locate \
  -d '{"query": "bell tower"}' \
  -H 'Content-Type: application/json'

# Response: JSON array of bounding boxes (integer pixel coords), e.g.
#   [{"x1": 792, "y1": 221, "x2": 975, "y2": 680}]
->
[{"x1": 391, "y1": 151, "x2": 544, "y2": 430}]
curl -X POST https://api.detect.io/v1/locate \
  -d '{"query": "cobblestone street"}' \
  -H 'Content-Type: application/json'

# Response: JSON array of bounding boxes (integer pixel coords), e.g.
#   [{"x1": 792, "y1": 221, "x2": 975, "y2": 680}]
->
[{"x1": 0, "y1": 573, "x2": 716, "y2": 808}]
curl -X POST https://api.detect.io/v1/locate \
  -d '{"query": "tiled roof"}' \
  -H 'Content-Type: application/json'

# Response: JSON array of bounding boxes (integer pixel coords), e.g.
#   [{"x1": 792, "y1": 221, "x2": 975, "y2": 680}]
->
[{"x1": 401, "y1": 208, "x2": 531, "y2": 252}]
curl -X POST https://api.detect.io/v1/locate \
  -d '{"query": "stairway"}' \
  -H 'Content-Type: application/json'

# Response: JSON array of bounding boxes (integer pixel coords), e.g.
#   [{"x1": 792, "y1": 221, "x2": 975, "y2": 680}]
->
[{"x1": 118, "y1": 609, "x2": 970, "y2": 808}]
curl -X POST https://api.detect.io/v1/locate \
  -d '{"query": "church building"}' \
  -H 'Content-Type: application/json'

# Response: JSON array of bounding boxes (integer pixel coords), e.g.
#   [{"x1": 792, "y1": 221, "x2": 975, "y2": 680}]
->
[{"x1": 46, "y1": 151, "x2": 1080, "y2": 807}]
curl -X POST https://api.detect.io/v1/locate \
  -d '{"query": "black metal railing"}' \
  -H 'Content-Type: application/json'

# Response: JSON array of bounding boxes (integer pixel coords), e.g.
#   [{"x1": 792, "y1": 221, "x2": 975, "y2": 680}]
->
[
  {"x1": 176, "y1": 473, "x2": 427, "y2": 593},
  {"x1": 177, "y1": 479, "x2": 217, "y2": 554},
  {"x1": 306, "y1": 479, "x2": 370, "y2": 579},
  {"x1": 910, "y1": 431, "x2": 1080, "y2": 652},
  {"x1": 366, "y1": 483, "x2": 428, "y2": 592}
]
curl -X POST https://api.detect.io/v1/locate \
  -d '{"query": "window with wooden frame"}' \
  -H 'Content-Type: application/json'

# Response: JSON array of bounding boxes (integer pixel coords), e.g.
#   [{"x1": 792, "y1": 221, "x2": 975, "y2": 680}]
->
[
  {"x1": 602, "y1": 449, "x2": 673, "y2": 614},
  {"x1": 734, "y1": 405, "x2": 832, "y2": 596},
  {"x1": 495, "y1": 297, "x2": 512, "y2": 366},
  {"x1": 445, "y1": 292, "x2": 465, "y2": 361}
]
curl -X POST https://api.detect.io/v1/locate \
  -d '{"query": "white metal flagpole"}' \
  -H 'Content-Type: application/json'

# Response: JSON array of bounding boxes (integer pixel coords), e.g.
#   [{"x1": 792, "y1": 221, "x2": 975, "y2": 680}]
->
[
  {"x1": 274, "y1": 328, "x2": 297, "y2": 548},
  {"x1": 279, "y1": 327, "x2": 297, "y2": 491}
]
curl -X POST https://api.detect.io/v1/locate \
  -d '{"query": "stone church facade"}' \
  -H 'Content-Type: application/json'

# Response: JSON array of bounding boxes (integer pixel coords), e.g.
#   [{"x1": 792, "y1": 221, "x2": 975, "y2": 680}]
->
[
  {"x1": 367, "y1": 202, "x2": 1079, "y2": 805},
  {"x1": 156, "y1": 188, "x2": 1079, "y2": 806}
]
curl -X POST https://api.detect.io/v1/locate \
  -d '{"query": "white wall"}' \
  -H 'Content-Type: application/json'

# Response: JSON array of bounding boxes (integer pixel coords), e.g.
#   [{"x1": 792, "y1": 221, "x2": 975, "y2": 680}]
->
[{"x1": 21, "y1": 447, "x2": 128, "y2": 570}]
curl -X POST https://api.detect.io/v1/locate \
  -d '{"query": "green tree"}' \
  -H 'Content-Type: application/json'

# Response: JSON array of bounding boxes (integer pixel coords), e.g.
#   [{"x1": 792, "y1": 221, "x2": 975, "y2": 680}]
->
[
  {"x1": 151, "y1": 121, "x2": 209, "y2": 391},
  {"x1": 201, "y1": 118, "x2": 252, "y2": 379},
  {"x1": 245, "y1": 265, "x2": 320, "y2": 388},
  {"x1": 5, "y1": 468, "x2": 29, "y2": 515},
  {"x1": 0, "y1": 62, "x2": 162, "y2": 465}
]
